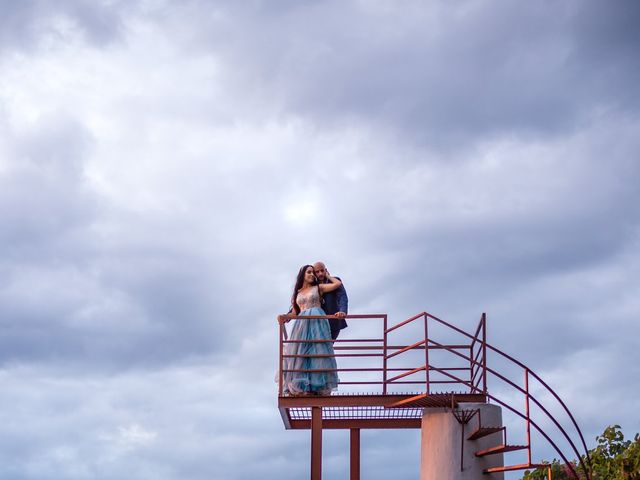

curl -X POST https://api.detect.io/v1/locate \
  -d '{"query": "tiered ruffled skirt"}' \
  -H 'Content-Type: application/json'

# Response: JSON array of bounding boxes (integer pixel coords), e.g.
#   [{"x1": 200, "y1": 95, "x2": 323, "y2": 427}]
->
[{"x1": 282, "y1": 307, "x2": 339, "y2": 395}]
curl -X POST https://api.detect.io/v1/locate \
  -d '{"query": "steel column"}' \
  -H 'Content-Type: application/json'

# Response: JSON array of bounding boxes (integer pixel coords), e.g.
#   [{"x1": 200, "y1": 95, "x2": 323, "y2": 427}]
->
[
  {"x1": 350, "y1": 428, "x2": 360, "y2": 480},
  {"x1": 482, "y1": 313, "x2": 487, "y2": 394},
  {"x1": 278, "y1": 316, "x2": 284, "y2": 396},
  {"x1": 382, "y1": 315, "x2": 388, "y2": 394},
  {"x1": 525, "y1": 369, "x2": 532, "y2": 465},
  {"x1": 424, "y1": 314, "x2": 430, "y2": 394},
  {"x1": 311, "y1": 407, "x2": 322, "y2": 480}
]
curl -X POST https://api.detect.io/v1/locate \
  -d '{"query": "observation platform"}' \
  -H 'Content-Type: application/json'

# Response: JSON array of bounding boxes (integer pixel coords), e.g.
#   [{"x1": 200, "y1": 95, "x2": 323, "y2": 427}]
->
[
  {"x1": 277, "y1": 312, "x2": 490, "y2": 431},
  {"x1": 276, "y1": 311, "x2": 592, "y2": 480},
  {"x1": 279, "y1": 391, "x2": 487, "y2": 430}
]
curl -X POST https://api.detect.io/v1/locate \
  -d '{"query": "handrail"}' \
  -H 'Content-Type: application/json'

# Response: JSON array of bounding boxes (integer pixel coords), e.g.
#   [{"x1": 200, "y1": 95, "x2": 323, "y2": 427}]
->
[
  {"x1": 383, "y1": 312, "x2": 590, "y2": 479},
  {"x1": 386, "y1": 339, "x2": 426, "y2": 359},
  {"x1": 425, "y1": 363, "x2": 584, "y2": 479},
  {"x1": 426, "y1": 337, "x2": 588, "y2": 478},
  {"x1": 280, "y1": 314, "x2": 387, "y2": 321},
  {"x1": 424, "y1": 312, "x2": 590, "y2": 469},
  {"x1": 385, "y1": 311, "x2": 425, "y2": 333}
]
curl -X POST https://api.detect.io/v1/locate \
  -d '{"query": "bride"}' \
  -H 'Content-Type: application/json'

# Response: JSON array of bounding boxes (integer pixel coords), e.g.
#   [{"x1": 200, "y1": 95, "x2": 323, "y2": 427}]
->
[{"x1": 282, "y1": 265, "x2": 342, "y2": 396}]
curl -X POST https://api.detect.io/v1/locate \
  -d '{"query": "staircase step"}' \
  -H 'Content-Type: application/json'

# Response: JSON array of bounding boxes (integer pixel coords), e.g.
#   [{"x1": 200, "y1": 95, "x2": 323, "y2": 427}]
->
[
  {"x1": 467, "y1": 426, "x2": 503, "y2": 440},
  {"x1": 475, "y1": 444, "x2": 527, "y2": 457},
  {"x1": 484, "y1": 463, "x2": 548, "y2": 474}
]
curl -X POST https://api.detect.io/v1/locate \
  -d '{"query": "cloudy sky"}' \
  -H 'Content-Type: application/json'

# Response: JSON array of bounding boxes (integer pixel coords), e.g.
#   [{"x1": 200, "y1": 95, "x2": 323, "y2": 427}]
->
[{"x1": 1, "y1": 0, "x2": 639, "y2": 479}]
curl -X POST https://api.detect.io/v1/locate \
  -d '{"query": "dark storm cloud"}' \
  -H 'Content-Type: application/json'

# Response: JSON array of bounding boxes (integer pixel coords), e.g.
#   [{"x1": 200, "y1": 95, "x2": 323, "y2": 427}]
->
[
  {"x1": 0, "y1": 0, "x2": 127, "y2": 52},
  {"x1": 305, "y1": 122, "x2": 640, "y2": 301},
  {"x1": 178, "y1": 0, "x2": 640, "y2": 150},
  {"x1": 0, "y1": 113, "x2": 94, "y2": 253},
  {"x1": 0, "y1": 113, "x2": 242, "y2": 370}
]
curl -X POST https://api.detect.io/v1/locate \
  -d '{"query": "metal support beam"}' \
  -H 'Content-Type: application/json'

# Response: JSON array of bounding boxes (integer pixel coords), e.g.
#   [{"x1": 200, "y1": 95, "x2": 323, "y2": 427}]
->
[
  {"x1": 311, "y1": 407, "x2": 322, "y2": 480},
  {"x1": 350, "y1": 429, "x2": 360, "y2": 480},
  {"x1": 290, "y1": 418, "x2": 422, "y2": 430}
]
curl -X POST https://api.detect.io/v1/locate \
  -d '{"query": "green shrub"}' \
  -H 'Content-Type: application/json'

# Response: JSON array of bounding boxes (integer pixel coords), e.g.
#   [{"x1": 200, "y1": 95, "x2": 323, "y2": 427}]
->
[{"x1": 522, "y1": 426, "x2": 640, "y2": 480}]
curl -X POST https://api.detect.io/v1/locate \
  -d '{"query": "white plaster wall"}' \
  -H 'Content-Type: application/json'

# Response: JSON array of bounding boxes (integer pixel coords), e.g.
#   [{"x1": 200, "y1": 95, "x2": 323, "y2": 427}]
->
[{"x1": 420, "y1": 403, "x2": 505, "y2": 480}]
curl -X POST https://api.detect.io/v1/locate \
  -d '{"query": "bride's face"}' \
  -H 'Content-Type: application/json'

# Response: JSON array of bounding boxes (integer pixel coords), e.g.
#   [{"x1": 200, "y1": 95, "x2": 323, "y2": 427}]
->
[{"x1": 304, "y1": 266, "x2": 316, "y2": 284}]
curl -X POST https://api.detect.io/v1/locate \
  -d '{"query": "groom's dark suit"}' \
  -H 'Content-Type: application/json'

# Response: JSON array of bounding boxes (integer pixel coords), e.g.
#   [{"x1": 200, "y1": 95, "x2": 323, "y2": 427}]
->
[{"x1": 321, "y1": 277, "x2": 348, "y2": 340}]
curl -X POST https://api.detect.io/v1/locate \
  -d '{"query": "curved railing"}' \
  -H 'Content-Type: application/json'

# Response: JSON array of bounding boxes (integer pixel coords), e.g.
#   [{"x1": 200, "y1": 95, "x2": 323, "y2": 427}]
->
[{"x1": 384, "y1": 312, "x2": 592, "y2": 479}]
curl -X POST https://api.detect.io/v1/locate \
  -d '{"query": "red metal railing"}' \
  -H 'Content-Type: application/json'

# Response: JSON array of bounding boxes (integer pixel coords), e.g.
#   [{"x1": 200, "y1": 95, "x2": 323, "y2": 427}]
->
[
  {"x1": 277, "y1": 311, "x2": 591, "y2": 479},
  {"x1": 384, "y1": 311, "x2": 592, "y2": 479},
  {"x1": 278, "y1": 314, "x2": 388, "y2": 397}
]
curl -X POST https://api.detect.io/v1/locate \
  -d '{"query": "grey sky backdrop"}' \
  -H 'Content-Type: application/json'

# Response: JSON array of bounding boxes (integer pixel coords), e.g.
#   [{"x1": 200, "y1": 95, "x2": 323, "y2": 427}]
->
[{"x1": 0, "y1": 1, "x2": 639, "y2": 479}]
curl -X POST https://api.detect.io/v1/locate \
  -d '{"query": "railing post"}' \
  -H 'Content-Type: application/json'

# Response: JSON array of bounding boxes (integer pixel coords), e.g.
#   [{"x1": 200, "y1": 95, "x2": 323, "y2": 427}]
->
[
  {"x1": 383, "y1": 315, "x2": 388, "y2": 395},
  {"x1": 525, "y1": 368, "x2": 532, "y2": 465},
  {"x1": 482, "y1": 312, "x2": 487, "y2": 395},
  {"x1": 424, "y1": 313, "x2": 430, "y2": 395},
  {"x1": 469, "y1": 345, "x2": 473, "y2": 393},
  {"x1": 278, "y1": 315, "x2": 284, "y2": 396}
]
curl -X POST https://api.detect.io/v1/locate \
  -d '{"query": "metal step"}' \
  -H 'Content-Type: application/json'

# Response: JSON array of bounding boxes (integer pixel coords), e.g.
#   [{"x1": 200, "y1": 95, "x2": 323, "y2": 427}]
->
[
  {"x1": 467, "y1": 426, "x2": 503, "y2": 440},
  {"x1": 475, "y1": 444, "x2": 527, "y2": 457},
  {"x1": 484, "y1": 463, "x2": 549, "y2": 474}
]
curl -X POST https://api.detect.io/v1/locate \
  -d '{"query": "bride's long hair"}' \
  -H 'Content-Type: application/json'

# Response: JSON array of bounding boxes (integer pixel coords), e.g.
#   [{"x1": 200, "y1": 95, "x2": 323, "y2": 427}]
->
[{"x1": 291, "y1": 264, "x2": 317, "y2": 314}]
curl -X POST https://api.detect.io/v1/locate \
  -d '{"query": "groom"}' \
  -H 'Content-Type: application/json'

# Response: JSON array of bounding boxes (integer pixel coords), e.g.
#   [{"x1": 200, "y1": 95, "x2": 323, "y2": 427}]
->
[{"x1": 313, "y1": 261, "x2": 348, "y2": 340}]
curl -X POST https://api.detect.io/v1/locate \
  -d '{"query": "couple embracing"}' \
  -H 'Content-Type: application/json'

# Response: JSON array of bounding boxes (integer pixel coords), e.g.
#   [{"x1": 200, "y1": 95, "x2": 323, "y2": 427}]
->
[{"x1": 282, "y1": 262, "x2": 348, "y2": 396}]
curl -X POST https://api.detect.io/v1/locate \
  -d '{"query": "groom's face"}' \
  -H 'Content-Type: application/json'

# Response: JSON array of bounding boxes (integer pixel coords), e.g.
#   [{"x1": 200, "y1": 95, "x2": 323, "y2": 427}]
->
[{"x1": 313, "y1": 263, "x2": 327, "y2": 282}]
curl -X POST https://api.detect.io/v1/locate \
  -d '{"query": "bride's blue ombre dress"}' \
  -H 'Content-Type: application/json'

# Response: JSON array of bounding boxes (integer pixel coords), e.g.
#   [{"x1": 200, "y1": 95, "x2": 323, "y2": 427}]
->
[{"x1": 283, "y1": 286, "x2": 339, "y2": 395}]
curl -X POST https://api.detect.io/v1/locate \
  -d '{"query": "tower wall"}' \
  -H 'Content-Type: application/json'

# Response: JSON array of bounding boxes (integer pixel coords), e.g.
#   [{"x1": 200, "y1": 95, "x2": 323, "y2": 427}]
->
[{"x1": 420, "y1": 403, "x2": 504, "y2": 480}]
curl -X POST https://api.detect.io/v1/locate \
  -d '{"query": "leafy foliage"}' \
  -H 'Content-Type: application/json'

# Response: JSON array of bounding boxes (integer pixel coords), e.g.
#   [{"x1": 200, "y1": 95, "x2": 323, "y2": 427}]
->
[{"x1": 522, "y1": 426, "x2": 640, "y2": 480}]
